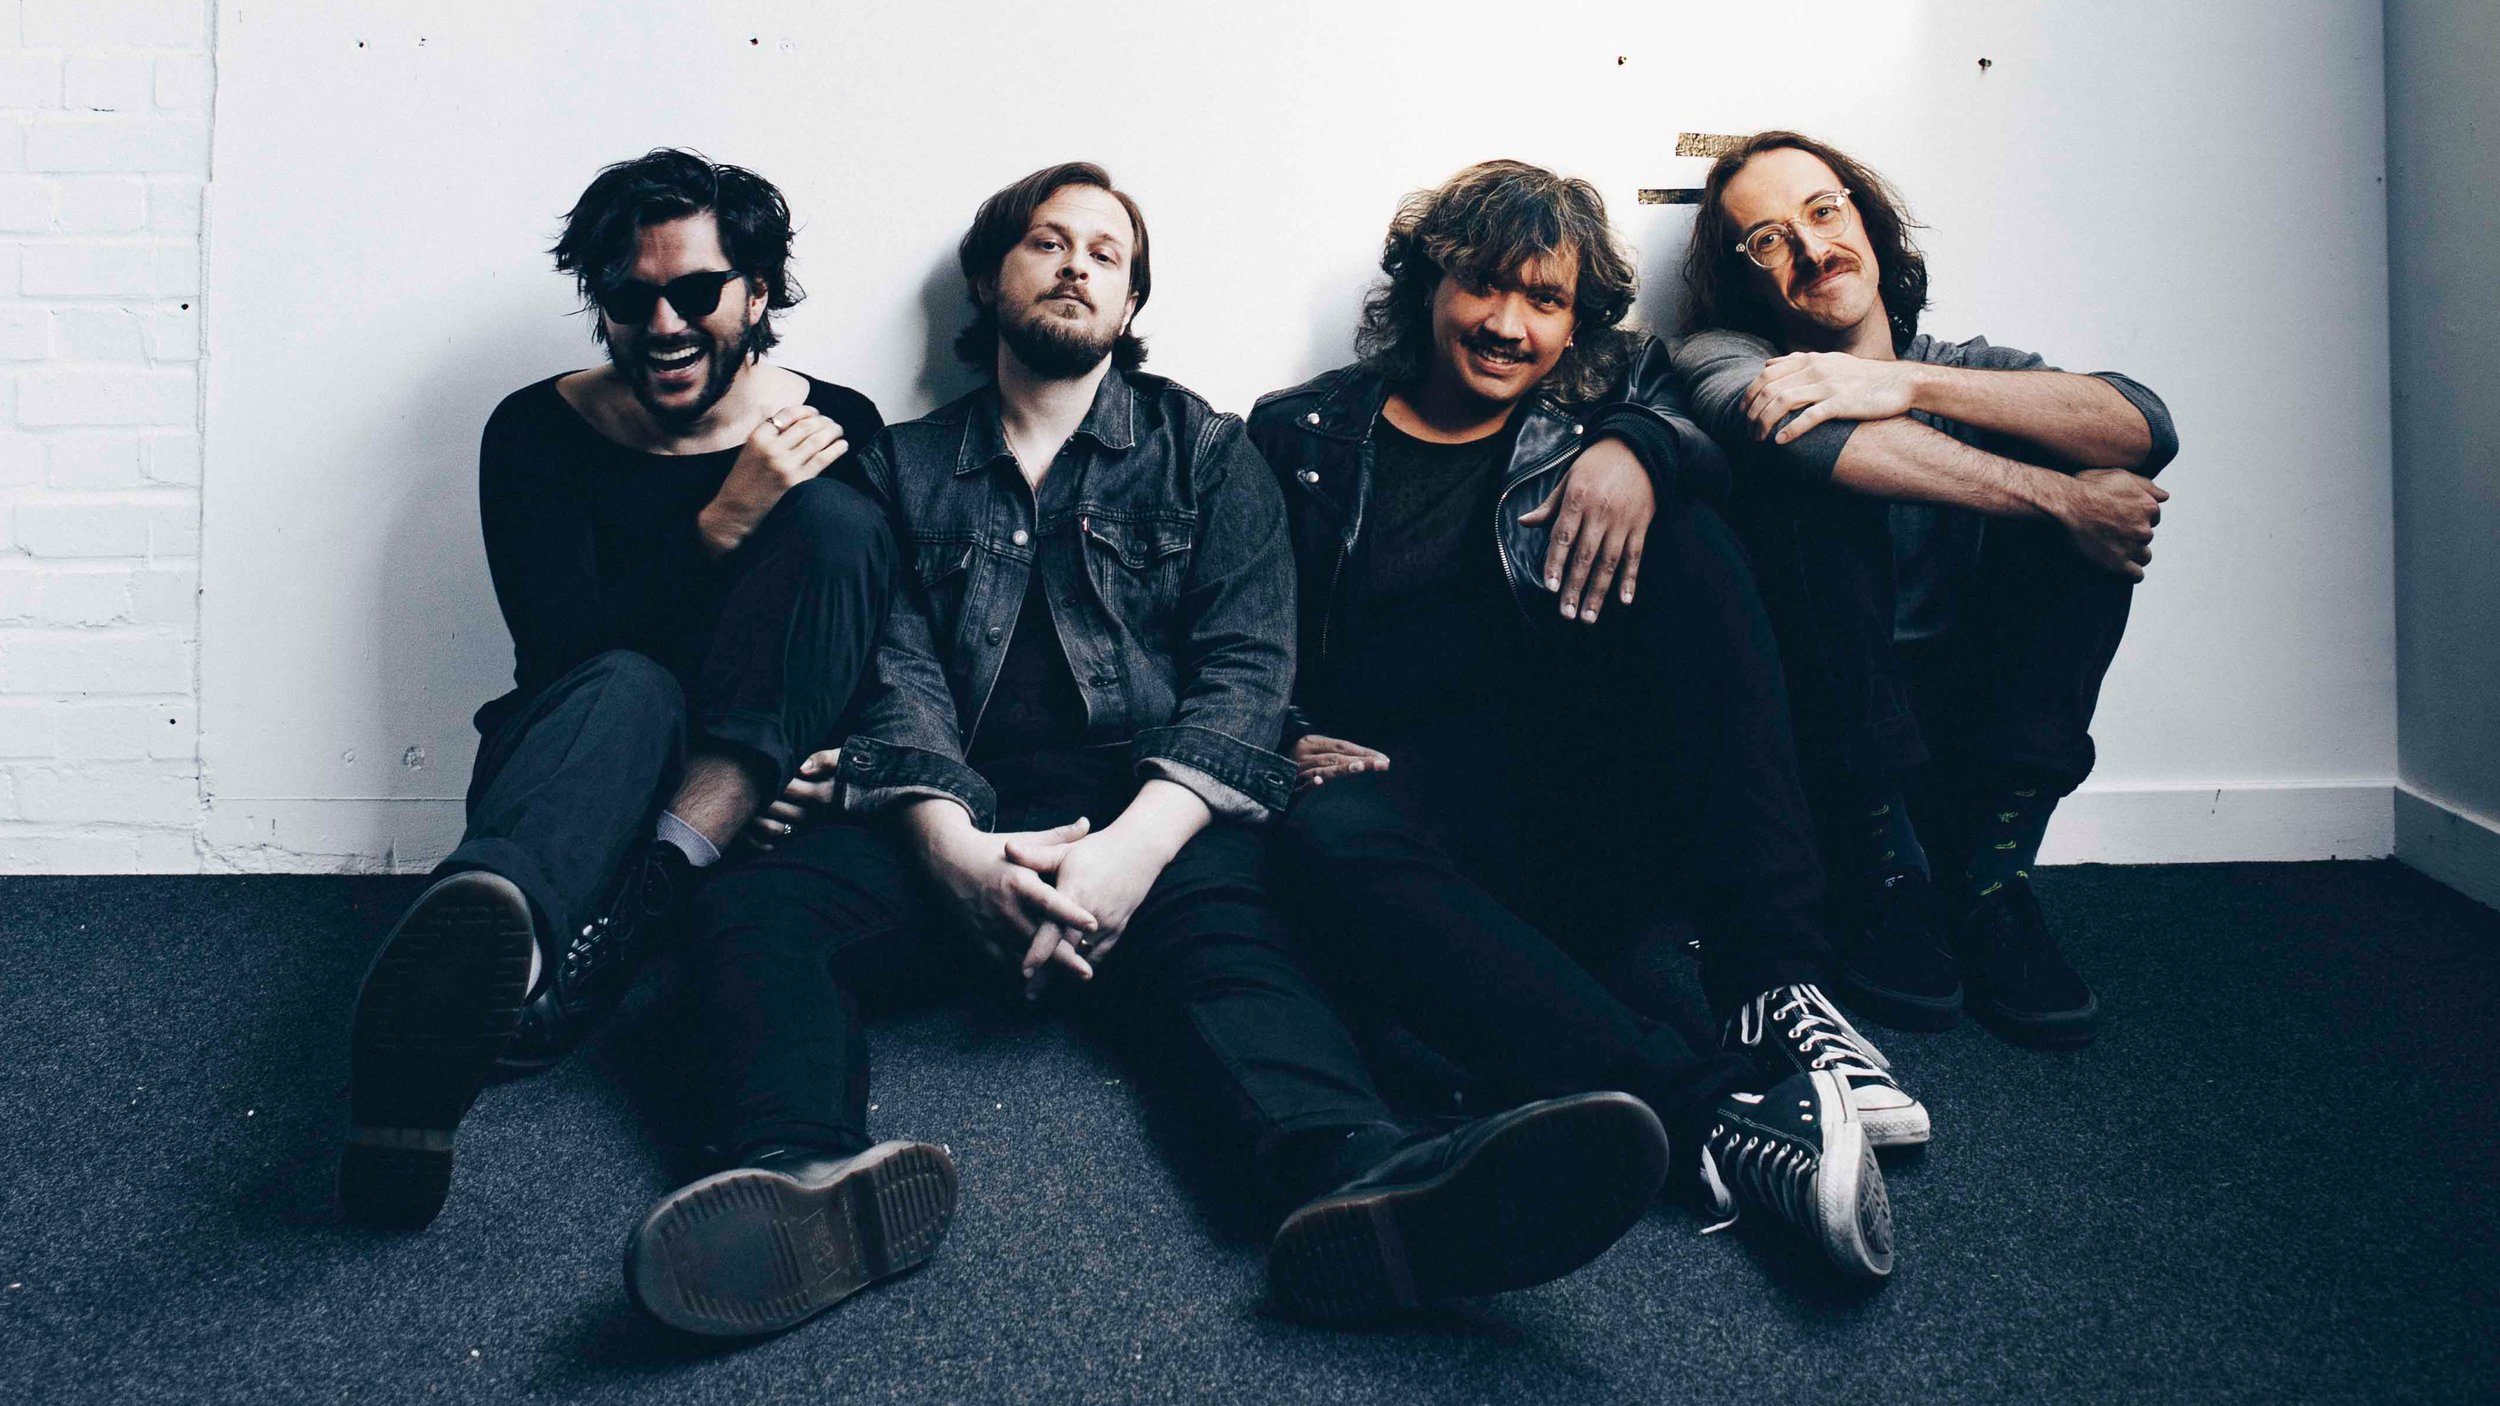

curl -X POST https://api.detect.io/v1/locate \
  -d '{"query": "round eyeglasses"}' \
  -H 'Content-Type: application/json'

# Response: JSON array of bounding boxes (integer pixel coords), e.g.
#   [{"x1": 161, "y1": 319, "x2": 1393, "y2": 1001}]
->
[{"x1": 1735, "y1": 190, "x2": 1855, "y2": 271}]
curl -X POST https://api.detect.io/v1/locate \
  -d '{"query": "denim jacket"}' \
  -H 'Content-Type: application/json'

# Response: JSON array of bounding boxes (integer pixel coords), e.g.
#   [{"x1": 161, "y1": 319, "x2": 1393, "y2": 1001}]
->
[
  {"x1": 839, "y1": 369, "x2": 1299, "y2": 828},
  {"x1": 1244, "y1": 334, "x2": 1728, "y2": 739}
]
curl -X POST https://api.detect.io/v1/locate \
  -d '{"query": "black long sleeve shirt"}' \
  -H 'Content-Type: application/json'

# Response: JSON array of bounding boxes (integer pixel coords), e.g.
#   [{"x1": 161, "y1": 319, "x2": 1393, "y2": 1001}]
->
[{"x1": 473, "y1": 373, "x2": 883, "y2": 735}]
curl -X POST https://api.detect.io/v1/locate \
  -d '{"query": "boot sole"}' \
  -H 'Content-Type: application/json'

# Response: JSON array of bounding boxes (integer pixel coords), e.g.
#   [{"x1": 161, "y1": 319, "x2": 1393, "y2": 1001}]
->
[
  {"x1": 1267, "y1": 1092, "x2": 1670, "y2": 1322},
  {"x1": 1971, "y1": 990, "x2": 2101, "y2": 1050},
  {"x1": 1807, "y1": 1070, "x2": 1895, "y2": 1278},
  {"x1": 339, "y1": 870, "x2": 536, "y2": 1230},
  {"x1": 625, "y1": 1141, "x2": 959, "y2": 1337},
  {"x1": 1831, "y1": 965, "x2": 1964, "y2": 1033}
]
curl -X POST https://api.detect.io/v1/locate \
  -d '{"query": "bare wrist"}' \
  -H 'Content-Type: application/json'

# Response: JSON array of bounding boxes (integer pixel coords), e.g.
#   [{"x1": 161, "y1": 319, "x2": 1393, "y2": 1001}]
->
[
  {"x1": 696, "y1": 501, "x2": 748, "y2": 557},
  {"x1": 2014, "y1": 464, "x2": 2073, "y2": 523}
]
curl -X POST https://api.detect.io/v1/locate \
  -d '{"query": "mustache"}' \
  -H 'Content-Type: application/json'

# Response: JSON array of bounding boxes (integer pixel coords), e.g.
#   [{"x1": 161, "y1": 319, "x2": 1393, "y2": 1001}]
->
[
  {"x1": 1040, "y1": 285, "x2": 1095, "y2": 310},
  {"x1": 1461, "y1": 330, "x2": 1529, "y2": 358}
]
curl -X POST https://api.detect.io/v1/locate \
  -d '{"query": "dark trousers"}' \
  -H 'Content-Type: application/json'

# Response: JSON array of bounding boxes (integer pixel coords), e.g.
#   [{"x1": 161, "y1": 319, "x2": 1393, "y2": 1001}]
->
[
  {"x1": 442, "y1": 479, "x2": 895, "y2": 938},
  {"x1": 1273, "y1": 499, "x2": 1828, "y2": 1153},
  {"x1": 689, "y1": 746, "x2": 1395, "y2": 1200},
  {"x1": 1728, "y1": 474, "x2": 2133, "y2": 873}
]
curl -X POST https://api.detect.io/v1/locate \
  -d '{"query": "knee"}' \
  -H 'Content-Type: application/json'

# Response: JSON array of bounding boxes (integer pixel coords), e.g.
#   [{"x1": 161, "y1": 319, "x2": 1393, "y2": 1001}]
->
[
  {"x1": 576, "y1": 650, "x2": 686, "y2": 732},
  {"x1": 1277, "y1": 778, "x2": 1398, "y2": 877},
  {"x1": 772, "y1": 478, "x2": 896, "y2": 584}
]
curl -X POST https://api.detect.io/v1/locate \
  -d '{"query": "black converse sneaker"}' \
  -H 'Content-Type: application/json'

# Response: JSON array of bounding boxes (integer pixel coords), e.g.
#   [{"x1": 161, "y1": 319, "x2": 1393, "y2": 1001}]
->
[
  {"x1": 1699, "y1": 1070, "x2": 1894, "y2": 1279},
  {"x1": 1266, "y1": 1092, "x2": 1670, "y2": 1321},
  {"x1": 1724, "y1": 983, "x2": 1931, "y2": 1148},
  {"x1": 627, "y1": 1141, "x2": 960, "y2": 1337},
  {"x1": 497, "y1": 840, "x2": 693, "y2": 1071},
  {"x1": 340, "y1": 869, "x2": 537, "y2": 1229}
]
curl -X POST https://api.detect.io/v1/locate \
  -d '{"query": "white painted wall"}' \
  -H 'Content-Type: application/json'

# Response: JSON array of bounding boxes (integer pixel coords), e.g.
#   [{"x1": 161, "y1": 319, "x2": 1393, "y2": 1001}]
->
[
  {"x1": 19, "y1": 0, "x2": 2382, "y2": 872},
  {"x1": 0, "y1": 0, "x2": 212, "y2": 872},
  {"x1": 2385, "y1": 0, "x2": 2500, "y2": 910}
]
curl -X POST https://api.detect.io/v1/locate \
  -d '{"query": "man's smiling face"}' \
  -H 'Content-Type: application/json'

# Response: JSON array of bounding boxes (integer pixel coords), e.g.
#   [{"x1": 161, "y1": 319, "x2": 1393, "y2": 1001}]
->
[
  {"x1": 1721, "y1": 145, "x2": 1886, "y2": 347},
  {"x1": 1425, "y1": 249, "x2": 1579, "y2": 410}
]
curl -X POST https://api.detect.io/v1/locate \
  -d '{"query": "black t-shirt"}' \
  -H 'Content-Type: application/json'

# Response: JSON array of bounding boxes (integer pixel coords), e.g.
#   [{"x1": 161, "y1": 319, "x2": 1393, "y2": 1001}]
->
[
  {"x1": 967, "y1": 565, "x2": 1090, "y2": 765},
  {"x1": 1309, "y1": 415, "x2": 1519, "y2": 742},
  {"x1": 474, "y1": 372, "x2": 883, "y2": 735}
]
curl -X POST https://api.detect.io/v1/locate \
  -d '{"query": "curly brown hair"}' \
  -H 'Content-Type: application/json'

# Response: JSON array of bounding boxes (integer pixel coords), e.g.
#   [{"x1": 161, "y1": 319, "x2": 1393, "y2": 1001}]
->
[
  {"x1": 1680, "y1": 131, "x2": 1930, "y2": 351},
  {"x1": 1356, "y1": 159, "x2": 1639, "y2": 408}
]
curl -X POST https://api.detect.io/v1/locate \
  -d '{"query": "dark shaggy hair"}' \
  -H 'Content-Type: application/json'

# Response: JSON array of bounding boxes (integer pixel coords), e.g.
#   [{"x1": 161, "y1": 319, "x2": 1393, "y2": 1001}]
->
[
  {"x1": 1355, "y1": 160, "x2": 1639, "y2": 409},
  {"x1": 551, "y1": 148, "x2": 802, "y2": 354},
  {"x1": 954, "y1": 162, "x2": 1151, "y2": 373},
  {"x1": 1680, "y1": 130, "x2": 1930, "y2": 351}
]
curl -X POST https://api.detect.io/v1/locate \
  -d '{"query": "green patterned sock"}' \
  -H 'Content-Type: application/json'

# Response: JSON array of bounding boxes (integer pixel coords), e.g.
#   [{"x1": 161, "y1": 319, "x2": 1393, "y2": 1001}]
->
[
  {"x1": 1859, "y1": 785, "x2": 1929, "y2": 883},
  {"x1": 1963, "y1": 774, "x2": 2060, "y2": 898}
]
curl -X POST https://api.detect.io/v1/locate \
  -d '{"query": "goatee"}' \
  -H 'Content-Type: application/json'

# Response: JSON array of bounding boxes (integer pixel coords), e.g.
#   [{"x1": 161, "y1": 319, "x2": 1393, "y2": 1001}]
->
[{"x1": 998, "y1": 301, "x2": 1118, "y2": 380}]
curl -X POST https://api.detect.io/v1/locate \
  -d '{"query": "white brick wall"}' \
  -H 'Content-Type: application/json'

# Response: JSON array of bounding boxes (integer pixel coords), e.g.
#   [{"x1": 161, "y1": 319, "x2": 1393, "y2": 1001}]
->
[{"x1": 0, "y1": 0, "x2": 210, "y2": 872}]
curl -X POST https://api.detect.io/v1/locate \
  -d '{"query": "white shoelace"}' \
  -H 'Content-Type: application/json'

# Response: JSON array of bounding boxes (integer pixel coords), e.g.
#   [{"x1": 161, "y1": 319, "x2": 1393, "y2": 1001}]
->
[
  {"x1": 1698, "y1": 1110, "x2": 1817, "y2": 1235},
  {"x1": 1738, "y1": 984, "x2": 1895, "y2": 1081}
]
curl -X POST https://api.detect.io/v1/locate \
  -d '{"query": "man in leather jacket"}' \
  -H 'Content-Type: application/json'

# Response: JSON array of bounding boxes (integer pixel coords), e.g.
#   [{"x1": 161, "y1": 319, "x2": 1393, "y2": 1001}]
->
[{"x1": 1250, "y1": 161, "x2": 1914, "y2": 1279}]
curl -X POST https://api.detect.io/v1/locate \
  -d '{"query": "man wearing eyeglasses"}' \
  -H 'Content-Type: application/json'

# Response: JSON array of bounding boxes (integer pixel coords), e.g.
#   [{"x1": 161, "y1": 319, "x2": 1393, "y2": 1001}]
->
[
  {"x1": 1673, "y1": 132, "x2": 2179, "y2": 1051},
  {"x1": 338, "y1": 149, "x2": 894, "y2": 1230}
]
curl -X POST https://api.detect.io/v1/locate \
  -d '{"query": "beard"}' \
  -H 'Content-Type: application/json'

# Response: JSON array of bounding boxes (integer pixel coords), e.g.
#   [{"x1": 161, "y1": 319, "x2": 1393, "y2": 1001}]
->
[
  {"x1": 997, "y1": 297, "x2": 1119, "y2": 380},
  {"x1": 610, "y1": 323, "x2": 755, "y2": 432}
]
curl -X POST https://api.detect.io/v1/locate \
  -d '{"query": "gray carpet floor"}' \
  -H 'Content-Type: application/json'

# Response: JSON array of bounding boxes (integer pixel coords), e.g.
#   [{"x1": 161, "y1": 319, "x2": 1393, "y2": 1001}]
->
[{"x1": 1, "y1": 860, "x2": 2494, "y2": 1405}]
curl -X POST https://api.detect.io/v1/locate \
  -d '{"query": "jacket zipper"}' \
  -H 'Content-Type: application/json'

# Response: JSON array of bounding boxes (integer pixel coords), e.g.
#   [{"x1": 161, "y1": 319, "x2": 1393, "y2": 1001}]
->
[{"x1": 1492, "y1": 439, "x2": 1575, "y2": 625}]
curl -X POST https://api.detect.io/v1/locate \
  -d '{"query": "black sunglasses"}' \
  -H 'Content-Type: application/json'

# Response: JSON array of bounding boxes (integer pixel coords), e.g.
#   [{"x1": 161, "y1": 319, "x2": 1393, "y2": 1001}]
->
[{"x1": 595, "y1": 269, "x2": 747, "y2": 325}]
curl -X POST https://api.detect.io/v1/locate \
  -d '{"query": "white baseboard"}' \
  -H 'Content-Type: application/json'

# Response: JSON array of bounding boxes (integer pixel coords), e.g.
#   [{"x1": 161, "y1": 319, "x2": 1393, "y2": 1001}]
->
[
  {"x1": 202, "y1": 797, "x2": 465, "y2": 873},
  {"x1": 2394, "y1": 785, "x2": 2500, "y2": 913},
  {"x1": 2035, "y1": 782, "x2": 2393, "y2": 866},
  {"x1": 188, "y1": 781, "x2": 2399, "y2": 874}
]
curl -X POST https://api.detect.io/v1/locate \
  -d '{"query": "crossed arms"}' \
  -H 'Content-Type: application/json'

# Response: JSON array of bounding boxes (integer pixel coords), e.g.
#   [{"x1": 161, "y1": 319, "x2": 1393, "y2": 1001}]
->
[{"x1": 1670, "y1": 330, "x2": 2180, "y2": 580}]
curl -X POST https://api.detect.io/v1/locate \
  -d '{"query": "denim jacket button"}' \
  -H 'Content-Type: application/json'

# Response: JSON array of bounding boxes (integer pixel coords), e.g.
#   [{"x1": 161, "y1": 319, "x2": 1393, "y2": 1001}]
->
[
  {"x1": 1298, "y1": 470, "x2": 1319, "y2": 484},
  {"x1": 1011, "y1": 529, "x2": 1029, "y2": 547},
  {"x1": 986, "y1": 626, "x2": 1004, "y2": 643}
]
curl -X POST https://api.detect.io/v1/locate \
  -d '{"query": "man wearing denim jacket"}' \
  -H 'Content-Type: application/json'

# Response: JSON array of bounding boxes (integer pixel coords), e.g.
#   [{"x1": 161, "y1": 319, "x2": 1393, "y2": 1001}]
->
[
  {"x1": 1254, "y1": 161, "x2": 1910, "y2": 1281},
  {"x1": 621, "y1": 163, "x2": 1675, "y2": 1338}
]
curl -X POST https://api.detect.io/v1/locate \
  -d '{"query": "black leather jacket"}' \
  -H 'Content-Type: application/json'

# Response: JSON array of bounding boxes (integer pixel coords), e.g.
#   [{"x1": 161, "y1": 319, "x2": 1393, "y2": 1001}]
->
[{"x1": 1244, "y1": 335, "x2": 1728, "y2": 735}]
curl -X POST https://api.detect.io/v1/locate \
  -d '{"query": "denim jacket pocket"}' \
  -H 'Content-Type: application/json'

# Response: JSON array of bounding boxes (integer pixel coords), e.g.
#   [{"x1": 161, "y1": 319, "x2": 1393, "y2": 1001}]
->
[
  {"x1": 911, "y1": 536, "x2": 976, "y2": 621},
  {"x1": 1080, "y1": 512, "x2": 1193, "y2": 629}
]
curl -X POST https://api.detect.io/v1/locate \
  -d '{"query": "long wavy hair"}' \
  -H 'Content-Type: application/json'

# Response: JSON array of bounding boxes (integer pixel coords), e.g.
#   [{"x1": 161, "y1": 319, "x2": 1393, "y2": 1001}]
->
[
  {"x1": 1356, "y1": 160, "x2": 1639, "y2": 408},
  {"x1": 552, "y1": 148, "x2": 802, "y2": 355},
  {"x1": 1680, "y1": 131, "x2": 1930, "y2": 351}
]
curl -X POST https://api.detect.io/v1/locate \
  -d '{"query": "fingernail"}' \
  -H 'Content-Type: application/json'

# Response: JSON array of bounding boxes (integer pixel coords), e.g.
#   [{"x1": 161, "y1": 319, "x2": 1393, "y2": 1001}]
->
[
  {"x1": 1581, "y1": 609, "x2": 1598, "y2": 622},
  {"x1": 1546, "y1": 577, "x2": 1561, "y2": 591}
]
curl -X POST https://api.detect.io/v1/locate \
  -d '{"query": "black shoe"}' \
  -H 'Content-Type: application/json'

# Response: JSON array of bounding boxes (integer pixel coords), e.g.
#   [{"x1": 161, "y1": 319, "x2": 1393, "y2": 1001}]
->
[
  {"x1": 626, "y1": 1141, "x2": 960, "y2": 1337},
  {"x1": 1266, "y1": 1091, "x2": 1669, "y2": 1321},
  {"x1": 1956, "y1": 877, "x2": 2099, "y2": 1049},
  {"x1": 1699, "y1": 1070, "x2": 1893, "y2": 1279},
  {"x1": 1832, "y1": 870, "x2": 1965, "y2": 1031},
  {"x1": 497, "y1": 841, "x2": 693, "y2": 1071},
  {"x1": 1724, "y1": 983, "x2": 1931, "y2": 1148},
  {"x1": 340, "y1": 869, "x2": 536, "y2": 1229}
]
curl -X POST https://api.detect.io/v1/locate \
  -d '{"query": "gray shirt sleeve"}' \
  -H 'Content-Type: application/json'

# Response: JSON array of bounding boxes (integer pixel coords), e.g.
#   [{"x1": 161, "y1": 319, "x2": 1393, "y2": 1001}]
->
[{"x1": 1667, "y1": 328, "x2": 1860, "y2": 483}]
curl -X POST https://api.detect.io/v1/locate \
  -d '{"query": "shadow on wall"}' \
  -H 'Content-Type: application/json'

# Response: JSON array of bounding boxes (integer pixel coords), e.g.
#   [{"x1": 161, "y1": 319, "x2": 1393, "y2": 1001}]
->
[{"x1": 914, "y1": 247, "x2": 985, "y2": 412}]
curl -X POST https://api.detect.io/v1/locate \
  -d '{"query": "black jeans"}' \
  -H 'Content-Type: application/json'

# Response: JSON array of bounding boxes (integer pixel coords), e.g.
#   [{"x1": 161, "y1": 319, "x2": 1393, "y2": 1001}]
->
[
  {"x1": 1729, "y1": 475, "x2": 2134, "y2": 872},
  {"x1": 442, "y1": 480, "x2": 895, "y2": 939},
  {"x1": 1274, "y1": 499, "x2": 1827, "y2": 1154},
  {"x1": 688, "y1": 745, "x2": 1395, "y2": 1201}
]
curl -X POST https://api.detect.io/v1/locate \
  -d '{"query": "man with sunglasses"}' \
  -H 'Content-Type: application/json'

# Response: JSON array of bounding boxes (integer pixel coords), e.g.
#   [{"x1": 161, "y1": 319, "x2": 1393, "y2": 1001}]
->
[
  {"x1": 339, "y1": 149, "x2": 893, "y2": 1229},
  {"x1": 1673, "y1": 132, "x2": 2179, "y2": 1050}
]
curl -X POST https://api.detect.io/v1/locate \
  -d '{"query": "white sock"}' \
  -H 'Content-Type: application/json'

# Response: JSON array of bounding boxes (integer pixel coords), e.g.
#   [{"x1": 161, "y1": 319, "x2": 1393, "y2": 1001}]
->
[{"x1": 655, "y1": 810, "x2": 722, "y2": 868}]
